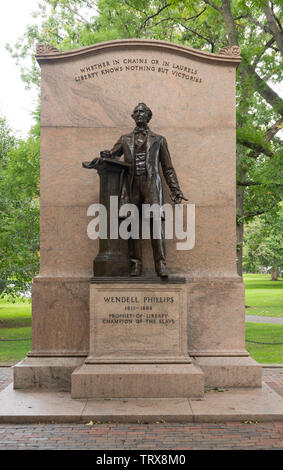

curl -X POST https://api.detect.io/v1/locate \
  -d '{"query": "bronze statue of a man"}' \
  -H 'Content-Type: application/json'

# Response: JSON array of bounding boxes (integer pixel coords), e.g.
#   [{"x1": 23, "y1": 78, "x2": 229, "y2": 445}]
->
[{"x1": 100, "y1": 103, "x2": 187, "y2": 278}]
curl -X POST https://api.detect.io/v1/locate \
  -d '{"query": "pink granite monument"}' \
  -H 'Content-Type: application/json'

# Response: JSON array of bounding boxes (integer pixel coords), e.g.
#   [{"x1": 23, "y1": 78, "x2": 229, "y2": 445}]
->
[{"x1": 13, "y1": 39, "x2": 262, "y2": 395}]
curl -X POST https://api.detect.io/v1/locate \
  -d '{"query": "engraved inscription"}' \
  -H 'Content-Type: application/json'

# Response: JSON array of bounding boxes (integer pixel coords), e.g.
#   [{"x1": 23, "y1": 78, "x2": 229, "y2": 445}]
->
[
  {"x1": 74, "y1": 57, "x2": 203, "y2": 83},
  {"x1": 100, "y1": 294, "x2": 176, "y2": 326}
]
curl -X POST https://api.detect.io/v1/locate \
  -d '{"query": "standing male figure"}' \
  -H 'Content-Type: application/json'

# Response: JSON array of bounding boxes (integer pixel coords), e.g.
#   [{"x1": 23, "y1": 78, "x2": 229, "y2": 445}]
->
[{"x1": 100, "y1": 103, "x2": 187, "y2": 278}]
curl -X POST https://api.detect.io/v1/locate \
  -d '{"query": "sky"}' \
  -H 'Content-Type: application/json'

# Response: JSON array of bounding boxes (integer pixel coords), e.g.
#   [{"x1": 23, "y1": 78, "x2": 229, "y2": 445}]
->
[{"x1": 0, "y1": 0, "x2": 40, "y2": 138}]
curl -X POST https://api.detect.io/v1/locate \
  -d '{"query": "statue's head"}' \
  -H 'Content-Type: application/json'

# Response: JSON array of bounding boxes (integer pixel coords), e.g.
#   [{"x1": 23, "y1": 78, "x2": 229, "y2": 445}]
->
[{"x1": 131, "y1": 103, "x2": 152, "y2": 125}]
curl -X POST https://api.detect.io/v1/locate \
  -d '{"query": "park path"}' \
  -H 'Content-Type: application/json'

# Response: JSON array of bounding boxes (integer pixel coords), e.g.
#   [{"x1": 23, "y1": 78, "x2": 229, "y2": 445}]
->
[
  {"x1": 246, "y1": 315, "x2": 283, "y2": 324},
  {"x1": 0, "y1": 366, "x2": 283, "y2": 450}
]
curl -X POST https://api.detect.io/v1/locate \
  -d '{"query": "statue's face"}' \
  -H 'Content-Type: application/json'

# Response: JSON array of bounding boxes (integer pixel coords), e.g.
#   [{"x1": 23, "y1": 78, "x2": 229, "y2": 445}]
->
[{"x1": 132, "y1": 105, "x2": 149, "y2": 126}]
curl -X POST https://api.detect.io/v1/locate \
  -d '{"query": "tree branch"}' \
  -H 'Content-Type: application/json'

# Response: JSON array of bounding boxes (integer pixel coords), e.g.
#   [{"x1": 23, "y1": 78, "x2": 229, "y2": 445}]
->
[
  {"x1": 245, "y1": 117, "x2": 283, "y2": 160},
  {"x1": 180, "y1": 24, "x2": 215, "y2": 51},
  {"x1": 149, "y1": 9, "x2": 207, "y2": 28},
  {"x1": 244, "y1": 199, "x2": 281, "y2": 218},
  {"x1": 203, "y1": 0, "x2": 222, "y2": 13},
  {"x1": 238, "y1": 181, "x2": 260, "y2": 186},
  {"x1": 65, "y1": 4, "x2": 91, "y2": 24},
  {"x1": 238, "y1": 137, "x2": 274, "y2": 157},
  {"x1": 238, "y1": 181, "x2": 282, "y2": 187},
  {"x1": 181, "y1": 8, "x2": 207, "y2": 22},
  {"x1": 123, "y1": 0, "x2": 144, "y2": 14},
  {"x1": 139, "y1": 3, "x2": 170, "y2": 31},
  {"x1": 264, "y1": 117, "x2": 283, "y2": 141},
  {"x1": 252, "y1": 37, "x2": 275, "y2": 67},
  {"x1": 222, "y1": 0, "x2": 239, "y2": 45},
  {"x1": 242, "y1": 60, "x2": 283, "y2": 117},
  {"x1": 217, "y1": 3, "x2": 282, "y2": 118},
  {"x1": 263, "y1": 3, "x2": 283, "y2": 55},
  {"x1": 243, "y1": 14, "x2": 271, "y2": 34}
]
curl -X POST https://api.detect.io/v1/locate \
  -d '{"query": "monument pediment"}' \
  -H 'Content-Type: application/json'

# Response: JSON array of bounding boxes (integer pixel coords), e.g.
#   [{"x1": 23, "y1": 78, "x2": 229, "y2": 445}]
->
[{"x1": 35, "y1": 39, "x2": 241, "y2": 65}]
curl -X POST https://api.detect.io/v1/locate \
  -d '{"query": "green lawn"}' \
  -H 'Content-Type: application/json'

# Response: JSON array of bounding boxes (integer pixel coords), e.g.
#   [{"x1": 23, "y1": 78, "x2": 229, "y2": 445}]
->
[
  {"x1": 245, "y1": 322, "x2": 283, "y2": 364},
  {"x1": 0, "y1": 299, "x2": 31, "y2": 365},
  {"x1": 244, "y1": 273, "x2": 283, "y2": 317},
  {"x1": 0, "y1": 299, "x2": 31, "y2": 327},
  {"x1": 0, "y1": 327, "x2": 31, "y2": 364}
]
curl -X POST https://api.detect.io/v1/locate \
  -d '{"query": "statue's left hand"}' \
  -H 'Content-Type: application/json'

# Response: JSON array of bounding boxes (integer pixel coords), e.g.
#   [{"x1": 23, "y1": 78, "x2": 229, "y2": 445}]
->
[{"x1": 171, "y1": 191, "x2": 188, "y2": 204}]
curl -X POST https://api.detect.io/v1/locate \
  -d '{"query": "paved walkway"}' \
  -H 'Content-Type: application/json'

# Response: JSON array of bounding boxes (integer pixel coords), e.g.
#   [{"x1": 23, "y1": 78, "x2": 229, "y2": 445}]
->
[
  {"x1": 0, "y1": 421, "x2": 282, "y2": 450},
  {"x1": 246, "y1": 315, "x2": 283, "y2": 324},
  {"x1": 0, "y1": 366, "x2": 283, "y2": 450}
]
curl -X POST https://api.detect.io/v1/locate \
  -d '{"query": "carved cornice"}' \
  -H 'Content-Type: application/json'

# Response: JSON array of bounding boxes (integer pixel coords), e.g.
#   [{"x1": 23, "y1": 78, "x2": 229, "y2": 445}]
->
[
  {"x1": 35, "y1": 39, "x2": 241, "y2": 65},
  {"x1": 36, "y1": 43, "x2": 60, "y2": 55},
  {"x1": 219, "y1": 45, "x2": 241, "y2": 57}
]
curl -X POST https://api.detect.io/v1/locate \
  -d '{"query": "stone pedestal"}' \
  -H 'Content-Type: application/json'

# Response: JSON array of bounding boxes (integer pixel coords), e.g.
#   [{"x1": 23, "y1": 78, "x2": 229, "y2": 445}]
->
[
  {"x1": 188, "y1": 277, "x2": 262, "y2": 388},
  {"x1": 89, "y1": 158, "x2": 131, "y2": 277},
  {"x1": 71, "y1": 279, "x2": 204, "y2": 398}
]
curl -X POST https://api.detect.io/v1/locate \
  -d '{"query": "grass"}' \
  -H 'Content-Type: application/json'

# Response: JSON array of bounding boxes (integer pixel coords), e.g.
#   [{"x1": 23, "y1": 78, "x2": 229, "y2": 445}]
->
[
  {"x1": 0, "y1": 327, "x2": 31, "y2": 365},
  {"x1": 0, "y1": 299, "x2": 31, "y2": 365},
  {"x1": 244, "y1": 273, "x2": 283, "y2": 317},
  {"x1": 245, "y1": 323, "x2": 283, "y2": 364},
  {"x1": 0, "y1": 299, "x2": 31, "y2": 327}
]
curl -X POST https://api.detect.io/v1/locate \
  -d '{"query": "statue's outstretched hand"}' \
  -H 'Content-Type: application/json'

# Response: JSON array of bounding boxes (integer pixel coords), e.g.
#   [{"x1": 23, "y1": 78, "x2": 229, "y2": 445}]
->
[{"x1": 170, "y1": 190, "x2": 188, "y2": 204}]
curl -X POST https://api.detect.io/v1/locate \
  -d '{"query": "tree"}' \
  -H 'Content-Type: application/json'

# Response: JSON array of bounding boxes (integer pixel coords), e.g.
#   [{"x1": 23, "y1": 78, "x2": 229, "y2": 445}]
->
[
  {"x1": 0, "y1": 113, "x2": 17, "y2": 294},
  {"x1": 0, "y1": 114, "x2": 16, "y2": 165},
  {"x1": 0, "y1": 112, "x2": 40, "y2": 297},
  {"x1": 243, "y1": 203, "x2": 283, "y2": 279},
  {"x1": 6, "y1": 0, "x2": 283, "y2": 275}
]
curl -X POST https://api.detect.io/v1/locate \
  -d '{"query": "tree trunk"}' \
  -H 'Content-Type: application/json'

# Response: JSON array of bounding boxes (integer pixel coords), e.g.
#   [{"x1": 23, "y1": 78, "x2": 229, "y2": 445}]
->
[
  {"x1": 271, "y1": 267, "x2": 280, "y2": 281},
  {"x1": 263, "y1": 4, "x2": 283, "y2": 56},
  {"x1": 236, "y1": 186, "x2": 244, "y2": 276},
  {"x1": 221, "y1": 0, "x2": 244, "y2": 276},
  {"x1": 236, "y1": 145, "x2": 248, "y2": 277},
  {"x1": 222, "y1": 0, "x2": 239, "y2": 45}
]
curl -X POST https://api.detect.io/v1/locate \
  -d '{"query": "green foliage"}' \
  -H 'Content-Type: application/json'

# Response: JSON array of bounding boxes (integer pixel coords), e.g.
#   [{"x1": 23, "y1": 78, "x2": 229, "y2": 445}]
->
[
  {"x1": 240, "y1": 145, "x2": 283, "y2": 221},
  {"x1": 243, "y1": 204, "x2": 283, "y2": 275},
  {"x1": 0, "y1": 115, "x2": 16, "y2": 166},
  {"x1": 0, "y1": 111, "x2": 40, "y2": 297}
]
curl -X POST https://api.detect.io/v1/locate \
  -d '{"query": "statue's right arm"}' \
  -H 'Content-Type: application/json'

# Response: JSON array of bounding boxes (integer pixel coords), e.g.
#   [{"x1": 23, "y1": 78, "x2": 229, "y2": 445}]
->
[
  {"x1": 108, "y1": 136, "x2": 124, "y2": 158},
  {"x1": 83, "y1": 137, "x2": 124, "y2": 168}
]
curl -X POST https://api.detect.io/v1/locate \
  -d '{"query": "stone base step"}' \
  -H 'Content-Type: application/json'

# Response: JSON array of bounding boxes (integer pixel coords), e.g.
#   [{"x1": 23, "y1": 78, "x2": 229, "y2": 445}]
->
[
  {"x1": 71, "y1": 363, "x2": 204, "y2": 399},
  {"x1": 1, "y1": 383, "x2": 283, "y2": 423}
]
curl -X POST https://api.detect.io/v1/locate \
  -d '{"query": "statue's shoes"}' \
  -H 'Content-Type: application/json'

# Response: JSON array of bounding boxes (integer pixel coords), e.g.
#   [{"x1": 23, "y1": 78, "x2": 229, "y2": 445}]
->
[
  {"x1": 130, "y1": 264, "x2": 142, "y2": 276},
  {"x1": 156, "y1": 262, "x2": 168, "y2": 278}
]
